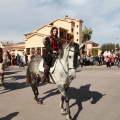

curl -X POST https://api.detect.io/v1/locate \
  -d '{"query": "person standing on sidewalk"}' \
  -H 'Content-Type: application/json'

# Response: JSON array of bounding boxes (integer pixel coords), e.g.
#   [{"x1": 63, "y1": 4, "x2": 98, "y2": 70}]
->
[{"x1": 105, "y1": 55, "x2": 111, "y2": 68}]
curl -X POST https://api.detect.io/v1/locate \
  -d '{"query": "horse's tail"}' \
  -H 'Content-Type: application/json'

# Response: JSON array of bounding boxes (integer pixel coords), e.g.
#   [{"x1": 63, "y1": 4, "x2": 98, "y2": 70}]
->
[{"x1": 26, "y1": 67, "x2": 31, "y2": 85}]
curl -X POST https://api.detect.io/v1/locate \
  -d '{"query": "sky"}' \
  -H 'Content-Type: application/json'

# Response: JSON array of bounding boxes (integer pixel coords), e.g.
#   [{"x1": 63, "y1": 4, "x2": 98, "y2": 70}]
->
[{"x1": 0, "y1": 0, "x2": 120, "y2": 46}]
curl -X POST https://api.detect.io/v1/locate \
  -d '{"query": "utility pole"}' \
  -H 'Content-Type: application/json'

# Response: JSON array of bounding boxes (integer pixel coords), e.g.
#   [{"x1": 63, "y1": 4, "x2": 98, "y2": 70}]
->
[{"x1": 115, "y1": 38, "x2": 119, "y2": 55}]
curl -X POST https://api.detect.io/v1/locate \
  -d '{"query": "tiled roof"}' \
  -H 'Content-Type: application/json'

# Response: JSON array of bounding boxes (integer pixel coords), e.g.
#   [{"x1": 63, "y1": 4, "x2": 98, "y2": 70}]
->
[{"x1": 87, "y1": 41, "x2": 99, "y2": 45}]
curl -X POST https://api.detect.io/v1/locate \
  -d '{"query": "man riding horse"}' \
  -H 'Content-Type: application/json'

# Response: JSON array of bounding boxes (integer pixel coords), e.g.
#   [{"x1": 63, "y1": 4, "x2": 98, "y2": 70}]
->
[{"x1": 42, "y1": 27, "x2": 62, "y2": 83}]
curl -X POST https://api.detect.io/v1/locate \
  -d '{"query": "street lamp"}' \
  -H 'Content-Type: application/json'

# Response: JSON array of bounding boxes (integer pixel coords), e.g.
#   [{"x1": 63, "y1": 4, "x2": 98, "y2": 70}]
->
[{"x1": 115, "y1": 38, "x2": 119, "y2": 55}]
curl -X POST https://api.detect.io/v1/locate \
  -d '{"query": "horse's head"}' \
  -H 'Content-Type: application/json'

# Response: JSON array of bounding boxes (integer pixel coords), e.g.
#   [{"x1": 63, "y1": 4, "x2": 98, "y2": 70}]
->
[
  {"x1": 61, "y1": 42, "x2": 80, "y2": 80},
  {"x1": 69, "y1": 42, "x2": 80, "y2": 69}
]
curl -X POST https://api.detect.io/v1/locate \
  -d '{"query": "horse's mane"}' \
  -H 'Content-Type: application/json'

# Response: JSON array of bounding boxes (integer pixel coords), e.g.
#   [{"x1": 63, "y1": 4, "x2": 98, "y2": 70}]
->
[{"x1": 70, "y1": 42, "x2": 80, "y2": 68}]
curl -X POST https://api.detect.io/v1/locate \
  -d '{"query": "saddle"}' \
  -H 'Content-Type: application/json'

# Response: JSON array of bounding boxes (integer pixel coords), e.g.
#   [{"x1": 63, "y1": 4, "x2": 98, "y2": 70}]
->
[{"x1": 39, "y1": 56, "x2": 57, "y2": 74}]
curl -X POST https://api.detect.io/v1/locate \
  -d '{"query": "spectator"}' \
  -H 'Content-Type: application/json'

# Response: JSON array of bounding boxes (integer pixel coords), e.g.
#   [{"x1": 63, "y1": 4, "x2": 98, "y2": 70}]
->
[
  {"x1": 16, "y1": 54, "x2": 21, "y2": 66},
  {"x1": 25, "y1": 53, "x2": 28, "y2": 65},
  {"x1": 19, "y1": 59, "x2": 25, "y2": 68},
  {"x1": 105, "y1": 56, "x2": 111, "y2": 68}
]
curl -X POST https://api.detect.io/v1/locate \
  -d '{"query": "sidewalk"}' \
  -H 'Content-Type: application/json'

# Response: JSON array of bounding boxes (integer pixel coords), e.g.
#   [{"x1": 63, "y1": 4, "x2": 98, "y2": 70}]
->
[{"x1": 79, "y1": 65, "x2": 118, "y2": 69}]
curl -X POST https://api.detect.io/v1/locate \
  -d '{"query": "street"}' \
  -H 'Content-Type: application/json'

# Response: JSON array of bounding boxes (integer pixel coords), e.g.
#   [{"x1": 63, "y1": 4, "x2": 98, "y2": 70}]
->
[{"x1": 0, "y1": 65, "x2": 120, "y2": 120}]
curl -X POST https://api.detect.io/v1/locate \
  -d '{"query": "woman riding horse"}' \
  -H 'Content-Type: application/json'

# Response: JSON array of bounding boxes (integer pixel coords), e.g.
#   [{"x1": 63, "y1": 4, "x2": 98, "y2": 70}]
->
[{"x1": 42, "y1": 27, "x2": 62, "y2": 83}]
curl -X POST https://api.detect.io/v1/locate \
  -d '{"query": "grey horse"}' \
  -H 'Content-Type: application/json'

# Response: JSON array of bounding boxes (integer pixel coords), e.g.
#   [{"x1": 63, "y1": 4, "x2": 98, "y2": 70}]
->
[{"x1": 26, "y1": 42, "x2": 84, "y2": 120}]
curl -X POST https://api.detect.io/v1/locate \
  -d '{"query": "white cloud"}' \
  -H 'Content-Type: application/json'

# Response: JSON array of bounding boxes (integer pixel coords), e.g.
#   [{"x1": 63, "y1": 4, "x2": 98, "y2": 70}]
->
[{"x1": 0, "y1": 0, "x2": 120, "y2": 45}]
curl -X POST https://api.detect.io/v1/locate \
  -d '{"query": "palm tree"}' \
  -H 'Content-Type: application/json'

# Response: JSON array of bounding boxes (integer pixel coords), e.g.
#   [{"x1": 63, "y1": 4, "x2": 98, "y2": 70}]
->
[
  {"x1": 82, "y1": 26, "x2": 93, "y2": 42},
  {"x1": 82, "y1": 26, "x2": 93, "y2": 55}
]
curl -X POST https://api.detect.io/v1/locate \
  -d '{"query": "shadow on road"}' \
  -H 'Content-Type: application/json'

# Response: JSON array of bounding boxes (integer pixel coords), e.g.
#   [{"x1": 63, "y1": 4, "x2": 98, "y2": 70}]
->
[
  {"x1": 4, "y1": 71, "x2": 22, "y2": 75},
  {"x1": 40, "y1": 88, "x2": 59, "y2": 102},
  {"x1": 5, "y1": 75, "x2": 26, "y2": 81},
  {"x1": 41, "y1": 84, "x2": 105, "y2": 120},
  {"x1": 0, "y1": 79, "x2": 48, "y2": 94},
  {"x1": 0, "y1": 82, "x2": 27, "y2": 94},
  {"x1": 68, "y1": 84, "x2": 105, "y2": 120},
  {"x1": 0, "y1": 112, "x2": 19, "y2": 120}
]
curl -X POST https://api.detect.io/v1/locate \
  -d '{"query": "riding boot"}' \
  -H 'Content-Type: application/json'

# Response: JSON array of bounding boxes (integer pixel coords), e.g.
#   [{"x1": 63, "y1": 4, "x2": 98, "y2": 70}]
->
[{"x1": 41, "y1": 65, "x2": 49, "y2": 83}]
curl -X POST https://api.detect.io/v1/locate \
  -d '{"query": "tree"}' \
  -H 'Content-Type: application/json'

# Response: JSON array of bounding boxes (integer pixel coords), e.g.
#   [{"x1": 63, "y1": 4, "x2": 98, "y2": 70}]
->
[
  {"x1": 101, "y1": 43, "x2": 120, "y2": 51},
  {"x1": 82, "y1": 26, "x2": 93, "y2": 42},
  {"x1": 82, "y1": 26, "x2": 93, "y2": 55}
]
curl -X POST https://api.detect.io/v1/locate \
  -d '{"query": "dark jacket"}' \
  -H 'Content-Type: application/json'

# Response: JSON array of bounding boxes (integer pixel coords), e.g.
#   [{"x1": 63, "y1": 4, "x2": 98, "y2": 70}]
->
[{"x1": 43, "y1": 36, "x2": 62, "y2": 59}]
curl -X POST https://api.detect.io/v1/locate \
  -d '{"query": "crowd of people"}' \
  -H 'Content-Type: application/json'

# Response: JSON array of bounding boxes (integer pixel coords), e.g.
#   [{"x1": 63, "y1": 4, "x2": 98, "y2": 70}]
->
[
  {"x1": 80, "y1": 54, "x2": 120, "y2": 68},
  {"x1": 3, "y1": 51, "x2": 120, "y2": 69},
  {"x1": 4, "y1": 51, "x2": 28, "y2": 68}
]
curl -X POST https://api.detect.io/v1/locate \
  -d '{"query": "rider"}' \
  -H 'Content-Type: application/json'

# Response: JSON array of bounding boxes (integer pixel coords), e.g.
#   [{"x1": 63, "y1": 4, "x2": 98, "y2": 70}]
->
[{"x1": 42, "y1": 27, "x2": 62, "y2": 83}]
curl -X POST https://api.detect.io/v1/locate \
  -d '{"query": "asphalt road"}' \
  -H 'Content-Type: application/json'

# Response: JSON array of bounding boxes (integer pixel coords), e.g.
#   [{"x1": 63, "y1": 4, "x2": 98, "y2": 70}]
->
[{"x1": 0, "y1": 65, "x2": 120, "y2": 120}]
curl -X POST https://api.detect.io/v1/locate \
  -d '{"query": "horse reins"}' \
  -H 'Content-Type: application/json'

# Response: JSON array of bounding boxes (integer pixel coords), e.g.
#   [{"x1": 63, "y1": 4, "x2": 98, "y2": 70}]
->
[{"x1": 58, "y1": 47, "x2": 76, "y2": 75}]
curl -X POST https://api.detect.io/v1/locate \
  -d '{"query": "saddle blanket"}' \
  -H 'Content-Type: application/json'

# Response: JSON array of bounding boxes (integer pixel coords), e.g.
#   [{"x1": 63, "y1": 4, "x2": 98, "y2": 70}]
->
[{"x1": 39, "y1": 59, "x2": 57, "y2": 74}]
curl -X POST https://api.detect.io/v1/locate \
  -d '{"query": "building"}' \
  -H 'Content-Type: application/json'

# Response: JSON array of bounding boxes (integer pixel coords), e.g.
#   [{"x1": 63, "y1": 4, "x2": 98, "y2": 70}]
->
[
  {"x1": 86, "y1": 41, "x2": 102, "y2": 56},
  {"x1": 10, "y1": 42, "x2": 25, "y2": 56},
  {"x1": 24, "y1": 16, "x2": 83, "y2": 59},
  {"x1": 0, "y1": 41, "x2": 25, "y2": 56},
  {"x1": 0, "y1": 41, "x2": 13, "y2": 51}
]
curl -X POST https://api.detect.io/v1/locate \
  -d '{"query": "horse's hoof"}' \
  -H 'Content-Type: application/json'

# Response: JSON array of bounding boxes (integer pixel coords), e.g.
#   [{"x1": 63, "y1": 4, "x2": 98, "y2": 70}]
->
[
  {"x1": 61, "y1": 109, "x2": 68, "y2": 115},
  {"x1": 34, "y1": 98, "x2": 43, "y2": 105},
  {"x1": 38, "y1": 100, "x2": 43, "y2": 105},
  {"x1": 66, "y1": 115, "x2": 72, "y2": 120},
  {"x1": 34, "y1": 97, "x2": 39, "y2": 102}
]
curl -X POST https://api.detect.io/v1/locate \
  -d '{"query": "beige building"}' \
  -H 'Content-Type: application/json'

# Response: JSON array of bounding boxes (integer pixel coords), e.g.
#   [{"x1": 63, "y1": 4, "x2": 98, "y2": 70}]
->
[
  {"x1": 0, "y1": 41, "x2": 25, "y2": 56},
  {"x1": 24, "y1": 16, "x2": 83, "y2": 59},
  {"x1": 86, "y1": 41, "x2": 102, "y2": 56},
  {"x1": 10, "y1": 42, "x2": 25, "y2": 56}
]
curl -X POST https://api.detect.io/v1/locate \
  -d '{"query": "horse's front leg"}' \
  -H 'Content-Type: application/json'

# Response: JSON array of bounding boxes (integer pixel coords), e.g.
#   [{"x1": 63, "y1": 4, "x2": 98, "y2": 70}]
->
[
  {"x1": 58, "y1": 85, "x2": 72, "y2": 120},
  {"x1": 31, "y1": 81, "x2": 42, "y2": 104},
  {"x1": 31, "y1": 83, "x2": 39, "y2": 101},
  {"x1": 65, "y1": 95, "x2": 72, "y2": 120},
  {"x1": 60, "y1": 95, "x2": 66, "y2": 114}
]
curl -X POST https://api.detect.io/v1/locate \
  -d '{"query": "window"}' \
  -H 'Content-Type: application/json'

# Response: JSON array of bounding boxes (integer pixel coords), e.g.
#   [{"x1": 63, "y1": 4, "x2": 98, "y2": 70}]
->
[
  {"x1": 60, "y1": 31, "x2": 64, "y2": 37},
  {"x1": 76, "y1": 25, "x2": 78, "y2": 27},
  {"x1": 77, "y1": 32, "x2": 78, "y2": 34},
  {"x1": 42, "y1": 47, "x2": 46, "y2": 55},
  {"x1": 77, "y1": 39, "x2": 78, "y2": 41},
  {"x1": 31, "y1": 48, "x2": 35, "y2": 54},
  {"x1": 26, "y1": 48, "x2": 30, "y2": 55},
  {"x1": 37, "y1": 47, "x2": 41, "y2": 55}
]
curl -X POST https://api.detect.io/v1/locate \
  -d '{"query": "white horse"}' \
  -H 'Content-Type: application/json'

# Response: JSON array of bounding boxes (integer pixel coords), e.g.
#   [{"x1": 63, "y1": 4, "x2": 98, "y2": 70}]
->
[{"x1": 26, "y1": 42, "x2": 85, "y2": 120}]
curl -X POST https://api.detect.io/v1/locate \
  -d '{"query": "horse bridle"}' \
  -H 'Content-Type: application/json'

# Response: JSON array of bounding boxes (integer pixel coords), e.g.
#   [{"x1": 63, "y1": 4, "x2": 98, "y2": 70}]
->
[
  {"x1": 68, "y1": 48, "x2": 76, "y2": 70},
  {"x1": 59, "y1": 46, "x2": 76, "y2": 75}
]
